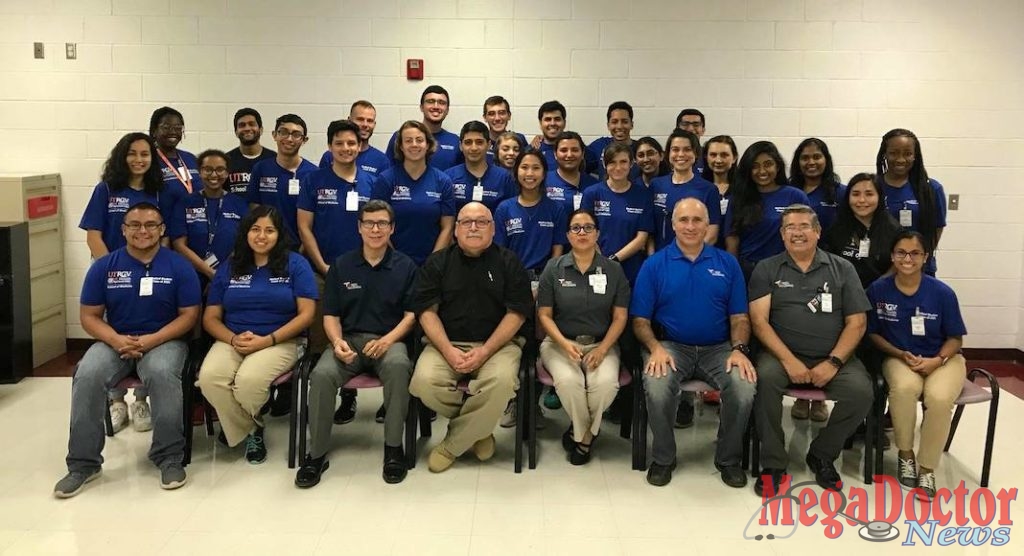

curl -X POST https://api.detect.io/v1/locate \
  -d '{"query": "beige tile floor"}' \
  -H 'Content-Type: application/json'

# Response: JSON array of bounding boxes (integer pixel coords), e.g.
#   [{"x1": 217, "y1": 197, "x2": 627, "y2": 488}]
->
[{"x1": 0, "y1": 377, "x2": 1020, "y2": 555}]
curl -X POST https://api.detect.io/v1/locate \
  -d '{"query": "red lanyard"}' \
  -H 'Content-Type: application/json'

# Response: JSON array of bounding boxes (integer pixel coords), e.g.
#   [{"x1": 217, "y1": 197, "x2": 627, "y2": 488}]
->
[{"x1": 157, "y1": 150, "x2": 193, "y2": 194}]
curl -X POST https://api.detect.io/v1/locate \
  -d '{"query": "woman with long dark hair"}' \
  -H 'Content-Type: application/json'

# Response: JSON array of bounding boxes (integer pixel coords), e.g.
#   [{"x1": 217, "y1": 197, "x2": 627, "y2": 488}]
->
[
  {"x1": 876, "y1": 129, "x2": 947, "y2": 276},
  {"x1": 824, "y1": 173, "x2": 901, "y2": 289},
  {"x1": 633, "y1": 136, "x2": 669, "y2": 188},
  {"x1": 492, "y1": 131, "x2": 525, "y2": 172},
  {"x1": 493, "y1": 150, "x2": 566, "y2": 277},
  {"x1": 198, "y1": 206, "x2": 317, "y2": 464},
  {"x1": 791, "y1": 138, "x2": 844, "y2": 234},
  {"x1": 702, "y1": 135, "x2": 739, "y2": 250},
  {"x1": 649, "y1": 129, "x2": 721, "y2": 250}
]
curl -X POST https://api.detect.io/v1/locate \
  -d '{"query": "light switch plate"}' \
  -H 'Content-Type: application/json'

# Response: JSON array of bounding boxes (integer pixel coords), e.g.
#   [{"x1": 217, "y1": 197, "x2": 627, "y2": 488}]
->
[
  {"x1": 948, "y1": 194, "x2": 959, "y2": 210},
  {"x1": 33, "y1": 42, "x2": 44, "y2": 59},
  {"x1": 65, "y1": 43, "x2": 76, "y2": 60}
]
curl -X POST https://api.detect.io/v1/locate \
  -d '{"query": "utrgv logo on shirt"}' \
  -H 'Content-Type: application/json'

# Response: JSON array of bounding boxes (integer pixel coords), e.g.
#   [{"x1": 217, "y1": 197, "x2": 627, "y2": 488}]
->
[
  {"x1": 595, "y1": 201, "x2": 612, "y2": 216},
  {"x1": 453, "y1": 183, "x2": 467, "y2": 198},
  {"x1": 108, "y1": 196, "x2": 130, "y2": 212},
  {"x1": 506, "y1": 217, "x2": 524, "y2": 234},
  {"x1": 392, "y1": 185, "x2": 411, "y2": 200},
  {"x1": 259, "y1": 177, "x2": 278, "y2": 193},
  {"x1": 229, "y1": 275, "x2": 253, "y2": 287},
  {"x1": 546, "y1": 187, "x2": 565, "y2": 201},
  {"x1": 185, "y1": 207, "x2": 207, "y2": 224},
  {"x1": 107, "y1": 270, "x2": 133, "y2": 289},
  {"x1": 654, "y1": 193, "x2": 668, "y2": 208},
  {"x1": 316, "y1": 188, "x2": 339, "y2": 204}
]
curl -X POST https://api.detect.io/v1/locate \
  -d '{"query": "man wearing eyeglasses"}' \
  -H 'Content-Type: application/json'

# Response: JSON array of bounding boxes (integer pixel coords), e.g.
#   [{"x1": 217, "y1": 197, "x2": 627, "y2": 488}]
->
[
  {"x1": 246, "y1": 114, "x2": 319, "y2": 245},
  {"x1": 675, "y1": 108, "x2": 706, "y2": 174},
  {"x1": 55, "y1": 202, "x2": 201, "y2": 498},
  {"x1": 385, "y1": 85, "x2": 463, "y2": 170},
  {"x1": 296, "y1": 200, "x2": 418, "y2": 487},
  {"x1": 748, "y1": 204, "x2": 873, "y2": 497},
  {"x1": 410, "y1": 202, "x2": 533, "y2": 473}
]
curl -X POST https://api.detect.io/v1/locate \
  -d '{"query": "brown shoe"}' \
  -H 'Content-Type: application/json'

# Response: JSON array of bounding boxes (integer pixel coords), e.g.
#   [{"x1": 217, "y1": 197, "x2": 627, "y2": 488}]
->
[
  {"x1": 810, "y1": 401, "x2": 830, "y2": 422},
  {"x1": 791, "y1": 399, "x2": 810, "y2": 420},
  {"x1": 472, "y1": 434, "x2": 496, "y2": 461},
  {"x1": 427, "y1": 445, "x2": 456, "y2": 473}
]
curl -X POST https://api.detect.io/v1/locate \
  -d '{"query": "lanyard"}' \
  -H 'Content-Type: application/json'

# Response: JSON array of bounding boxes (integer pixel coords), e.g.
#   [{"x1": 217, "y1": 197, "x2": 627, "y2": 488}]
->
[
  {"x1": 205, "y1": 195, "x2": 223, "y2": 248},
  {"x1": 157, "y1": 150, "x2": 193, "y2": 194}
]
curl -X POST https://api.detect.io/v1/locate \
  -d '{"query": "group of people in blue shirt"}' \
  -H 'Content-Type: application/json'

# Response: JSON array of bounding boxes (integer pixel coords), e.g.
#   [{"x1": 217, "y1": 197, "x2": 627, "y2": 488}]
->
[{"x1": 57, "y1": 85, "x2": 965, "y2": 504}]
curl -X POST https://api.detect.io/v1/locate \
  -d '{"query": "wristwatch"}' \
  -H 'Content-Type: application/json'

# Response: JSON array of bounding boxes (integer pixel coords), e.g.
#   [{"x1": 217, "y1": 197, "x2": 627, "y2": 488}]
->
[
  {"x1": 826, "y1": 355, "x2": 844, "y2": 370},
  {"x1": 731, "y1": 343, "x2": 751, "y2": 356},
  {"x1": 608, "y1": 254, "x2": 619, "y2": 261}
]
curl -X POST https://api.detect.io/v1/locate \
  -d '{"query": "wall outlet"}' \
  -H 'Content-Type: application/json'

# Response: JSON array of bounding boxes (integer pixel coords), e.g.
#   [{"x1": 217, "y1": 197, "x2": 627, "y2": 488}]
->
[
  {"x1": 65, "y1": 43, "x2": 76, "y2": 60},
  {"x1": 33, "y1": 42, "x2": 44, "y2": 59},
  {"x1": 949, "y1": 194, "x2": 960, "y2": 210}
]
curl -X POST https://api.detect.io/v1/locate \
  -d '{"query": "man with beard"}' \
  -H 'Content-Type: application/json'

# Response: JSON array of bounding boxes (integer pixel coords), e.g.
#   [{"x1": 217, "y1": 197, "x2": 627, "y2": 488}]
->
[
  {"x1": 227, "y1": 108, "x2": 275, "y2": 195},
  {"x1": 385, "y1": 85, "x2": 463, "y2": 170},
  {"x1": 318, "y1": 100, "x2": 391, "y2": 178}
]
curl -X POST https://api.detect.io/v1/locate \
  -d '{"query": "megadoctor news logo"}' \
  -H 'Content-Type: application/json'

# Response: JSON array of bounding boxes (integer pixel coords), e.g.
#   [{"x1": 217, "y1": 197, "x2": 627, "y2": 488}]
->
[{"x1": 743, "y1": 475, "x2": 1017, "y2": 546}]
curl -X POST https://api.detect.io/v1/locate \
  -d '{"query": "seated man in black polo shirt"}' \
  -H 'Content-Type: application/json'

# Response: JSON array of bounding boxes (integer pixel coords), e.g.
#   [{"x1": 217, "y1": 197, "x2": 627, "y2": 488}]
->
[
  {"x1": 296, "y1": 200, "x2": 418, "y2": 487},
  {"x1": 409, "y1": 201, "x2": 534, "y2": 473},
  {"x1": 750, "y1": 204, "x2": 873, "y2": 496}
]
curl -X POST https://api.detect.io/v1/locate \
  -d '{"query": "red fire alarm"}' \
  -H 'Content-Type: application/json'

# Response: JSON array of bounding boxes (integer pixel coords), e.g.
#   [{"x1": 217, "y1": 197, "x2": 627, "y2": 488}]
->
[{"x1": 407, "y1": 59, "x2": 424, "y2": 81}]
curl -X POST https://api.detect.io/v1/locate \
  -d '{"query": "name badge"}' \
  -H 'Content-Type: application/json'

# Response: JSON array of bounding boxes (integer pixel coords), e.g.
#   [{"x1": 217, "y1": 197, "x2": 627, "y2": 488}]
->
[
  {"x1": 720, "y1": 198, "x2": 729, "y2": 216},
  {"x1": 857, "y1": 238, "x2": 870, "y2": 258},
  {"x1": 139, "y1": 276, "x2": 154, "y2": 297},
  {"x1": 911, "y1": 315, "x2": 926, "y2": 336},
  {"x1": 573, "y1": 192, "x2": 582, "y2": 211},
  {"x1": 288, "y1": 178, "x2": 301, "y2": 196},
  {"x1": 899, "y1": 209, "x2": 913, "y2": 227},
  {"x1": 472, "y1": 185, "x2": 484, "y2": 202},
  {"x1": 588, "y1": 274, "x2": 607, "y2": 287},
  {"x1": 345, "y1": 190, "x2": 359, "y2": 212},
  {"x1": 821, "y1": 292, "x2": 833, "y2": 313},
  {"x1": 204, "y1": 253, "x2": 219, "y2": 268}
]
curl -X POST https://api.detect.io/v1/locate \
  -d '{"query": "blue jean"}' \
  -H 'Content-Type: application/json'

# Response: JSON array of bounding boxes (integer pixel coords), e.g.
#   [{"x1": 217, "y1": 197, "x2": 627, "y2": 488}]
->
[
  {"x1": 66, "y1": 340, "x2": 187, "y2": 473},
  {"x1": 642, "y1": 341, "x2": 755, "y2": 468}
]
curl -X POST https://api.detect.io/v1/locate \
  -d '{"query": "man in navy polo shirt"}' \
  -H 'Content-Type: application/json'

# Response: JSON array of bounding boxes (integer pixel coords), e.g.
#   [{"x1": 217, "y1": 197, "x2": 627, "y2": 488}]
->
[
  {"x1": 446, "y1": 120, "x2": 516, "y2": 213},
  {"x1": 55, "y1": 203, "x2": 201, "y2": 498},
  {"x1": 385, "y1": 85, "x2": 462, "y2": 170},
  {"x1": 296, "y1": 200, "x2": 419, "y2": 488},
  {"x1": 247, "y1": 114, "x2": 319, "y2": 245},
  {"x1": 318, "y1": 100, "x2": 390, "y2": 178},
  {"x1": 631, "y1": 198, "x2": 755, "y2": 488},
  {"x1": 226, "y1": 107, "x2": 276, "y2": 195}
]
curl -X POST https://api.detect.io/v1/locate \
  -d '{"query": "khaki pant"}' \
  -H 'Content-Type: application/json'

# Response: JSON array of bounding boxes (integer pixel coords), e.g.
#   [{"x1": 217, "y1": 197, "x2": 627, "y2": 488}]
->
[
  {"x1": 540, "y1": 338, "x2": 619, "y2": 442},
  {"x1": 197, "y1": 339, "x2": 299, "y2": 446},
  {"x1": 883, "y1": 354, "x2": 966, "y2": 470},
  {"x1": 409, "y1": 341, "x2": 521, "y2": 457}
]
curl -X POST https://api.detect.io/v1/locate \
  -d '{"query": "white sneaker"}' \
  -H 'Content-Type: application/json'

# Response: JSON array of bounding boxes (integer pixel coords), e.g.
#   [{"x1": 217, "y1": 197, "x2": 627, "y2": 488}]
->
[
  {"x1": 109, "y1": 401, "x2": 129, "y2": 434},
  {"x1": 499, "y1": 400, "x2": 516, "y2": 428},
  {"x1": 131, "y1": 399, "x2": 152, "y2": 432}
]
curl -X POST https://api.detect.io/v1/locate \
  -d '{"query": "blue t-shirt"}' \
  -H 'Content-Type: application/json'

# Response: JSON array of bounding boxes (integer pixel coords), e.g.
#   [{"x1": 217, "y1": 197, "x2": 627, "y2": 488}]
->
[
  {"x1": 725, "y1": 185, "x2": 811, "y2": 264},
  {"x1": 493, "y1": 197, "x2": 567, "y2": 272},
  {"x1": 580, "y1": 181, "x2": 655, "y2": 284},
  {"x1": 546, "y1": 170, "x2": 599, "y2": 216},
  {"x1": 630, "y1": 242, "x2": 747, "y2": 346},
  {"x1": 538, "y1": 142, "x2": 598, "y2": 178},
  {"x1": 386, "y1": 128, "x2": 463, "y2": 170},
  {"x1": 155, "y1": 149, "x2": 202, "y2": 200},
  {"x1": 650, "y1": 174, "x2": 722, "y2": 250},
  {"x1": 246, "y1": 157, "x2": 319, "y2": 243},
  {"x1": 207, "y1": 251, "x2": 319, "y2": 336},
  {"x1": 318, "y1": 146, "x2": 391, "y2": 178},
  {"x1": 79, "y1": 182, "x2": 180, "y2": 252},
  {"x1": 445, "y1": 163, "x2": 516, "y2": 213},
  {"x1": 168, "y1": 191, "x2": 249, "y2": 267},
  {"x1": 296, "y1": 167, "x2": 373, "y2": 264},
  {"x1": 867, "y1": 274, "x2": 966, "y2": 358},
  {"x1": 803, "y1": 183, "x2": 846, "y2": 236},
  {"x1": 80, "y1": 247, "x2": 201, "y2": 335},
  {"x1": 370, "y1": 165, "x2": 456, "y2": 265},
  {"x1": 883, "y1": 178, "x2": 947, "y2": 275},
  {"x1": 586, "y1": 137, "x2": 641, "y2": 181}
]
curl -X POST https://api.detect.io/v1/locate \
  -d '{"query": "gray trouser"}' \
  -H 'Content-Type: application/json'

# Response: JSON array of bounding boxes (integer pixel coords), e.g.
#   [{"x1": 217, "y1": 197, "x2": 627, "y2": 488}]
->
[
  {"x1": 307, "y1": 333, "x2": 412, "y2": 458},
  {"x1": 754, "y1": 352, "x2": 873, "y2": 469},
  {"x1": 67, "y1": 340, "x2": 186, "y2": 473}
]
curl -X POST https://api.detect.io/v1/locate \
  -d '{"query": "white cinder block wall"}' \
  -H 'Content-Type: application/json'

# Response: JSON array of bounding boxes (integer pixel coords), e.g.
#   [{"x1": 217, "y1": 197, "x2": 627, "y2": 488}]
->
[{"x1": 0, "y1": 0, "x2": 1022, "y2": 349}]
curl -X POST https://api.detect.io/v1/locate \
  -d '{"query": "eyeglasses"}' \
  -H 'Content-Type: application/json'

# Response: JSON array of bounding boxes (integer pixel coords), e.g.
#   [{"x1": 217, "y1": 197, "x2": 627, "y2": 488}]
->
[
  {"x1": 158, "y1": 124, "x2": 184, "y2": 133},
  {"x1": 275, "y1": 129, "x2": 306, "y2": 140},
  {"x1": 783, "y1": 223, "x2": 814, "y2": 233},
  {"x1": 200, "y1": 166, "x2": 228, "y2": 175},
  {"x1": 124, "y1": 222, "x2": 163, "y2": 231},
  {"x1": 456, "y1": 218, "x2": 492, "y2": 229},
  {"x1": 893, "y1": 249, "x2": 926, "y2": 261},
  {"x1": 359, "y1": 220, "x2": 392, "y2": 230},
  {"x1": 569, "y1": 224, "x2": 596, "y2": 234}
]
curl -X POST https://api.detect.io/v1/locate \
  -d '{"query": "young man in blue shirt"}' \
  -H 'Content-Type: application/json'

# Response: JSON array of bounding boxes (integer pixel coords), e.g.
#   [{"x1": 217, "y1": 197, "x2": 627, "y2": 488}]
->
[
  {"x1": 446, "y1": 120, "x2": 516, "y2": 213},
  {"x1": 226, "y1": 108, "x2": 276, "y2": 195},
  {"x1": 246, "y1": 114, "x2": 319, "y2": 245},
  {"x1": 55, "y1": 203, "x2": 201, "y2": 498},
  {"x1": 676, "y1": 108, "x2": 707, "y2": 175},
  {"x1": 386, "y1": 85, "x2": 462, "y2": 170},
  {"x1": 587, "y1": 101, "x2": 638, "y2": 180},
  {"x1": 318, "y1": 100, "x2": 391, "y2": 178},
  {"x1": 482, "y1": 95, "x2": 526, "y2": 154},
  {"x1": 531, "y1": 100, "x2": 567, "y2": 170}
]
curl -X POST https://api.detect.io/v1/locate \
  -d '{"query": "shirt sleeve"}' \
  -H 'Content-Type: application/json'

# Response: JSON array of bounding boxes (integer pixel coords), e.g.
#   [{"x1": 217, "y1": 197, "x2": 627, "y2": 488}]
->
[
  {"x1": 939, "y1": 282, "x2": 967, "y2": 338},
  {"x1": 628, "y1": 257, "x2": 656, "y2": 319},
  {"x1": 411, "y1": 252, "x2": 445, "y2": 315},
  {"x1": 80, "y1": 255, "x2": 108, "y2": 306},
  {"x1": 610, "y1": 259, "x2": 631, "y2": 309},
  {"x1": 78, "y1": 182, "x2": 109, "y2": 231},
  {"x1": 174, "y1": 254, "x2": 202, "y2": 308},
  {"x1": 385, "y1": 132, "x2": 399, "y2": 166},
  {"x1": 318, "y1": 150, "x2": 332, "y2": 170},
  {"x1": 296, "y1": 173, "x2": 316, "y2": 212},
  {"x1": 639, "y1": 189, "x2": 656, "y2": 233},
  {"x1": 865, "y1": 282, "x2": 881, "y2": 335},
  {"x1": 438, "y1": 172, "x2": 456, "y2": 217},
  {"x1": 399, "y1": 258, "x2": 418, "y2": 314},
  {"x1": 707, "y1": 187, "x2": 723, "y2": 226},
  {"x1": 322, "y1": 261, "x2": 342, "y2": 317},
  {"x1": 931, "y1": 179, "x2": 948, "y2": 228},
  {"x1": 747, "y1": 258, "x2": 774, "y2": 302},
  {"x1": 206, "y1": 263, "x2": 229, "y2": 306},
  {"x1": 167, "y1": 196, "x2": 188, "y2": 240},
  {"x1": 552, "y1": 203, "x2": 568, "y2": 248},
  {"x1": 290, "y1": 254, "x2": 319, "y2": 300},
  {"x1": 502, "y1": 250, "x2": 534, "y2": 317},
  {"x1": 580, "y1": 188, "x2": 596, "y2": 212},
  {"x1": 493, "y1": 203, "x2": 509, "y2": 247},
  {"x1": 245, "y1": 165, "x2": 261, "y2": 205},
  {"x1": 725, "y1": 254, "x2": 748, "y2": 315},
  {"x1": 836, "y1": 257, "x2": 871, "y2": 315},
  {"x1": 370, "y1": 171, "x2": 392, "y2": 201},
  {"x1": 535, "y1": 259, "x2": 557, "y2": 309}
]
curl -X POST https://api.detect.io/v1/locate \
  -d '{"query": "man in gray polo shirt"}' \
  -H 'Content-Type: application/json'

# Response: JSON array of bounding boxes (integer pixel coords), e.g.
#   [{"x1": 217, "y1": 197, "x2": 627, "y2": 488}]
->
[{"x1": 749, "y1": 204, "x2": 872, "y2": 496}]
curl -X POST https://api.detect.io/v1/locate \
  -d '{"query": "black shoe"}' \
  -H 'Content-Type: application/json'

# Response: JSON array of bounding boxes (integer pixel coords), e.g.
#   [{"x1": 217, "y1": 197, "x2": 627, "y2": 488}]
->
[
  {"x1": 718, "y1": 464, "x2": 748, "y2": 488},
  {"x1": 375, "y1": 405, "x2": 386, "y2": 423},
  {"x1": 674, "y1": 399, "x2": 694, "y2": 429},
  {"x1": 382, "y1": 445, "x2": 408, "y2": 484},
  {"x1": 646, "y1": 461, "x2": 676, "y2": 486},
  {"x1": 604, "y1": 396, "x2": 623, "y2": 425},
  {"x1": 561, "y1": 427, "x2": 575, "y2": 453},
  {"x1": 754, "y1": 468, "x2": 787, "y2": 497},
  {"x1": 269, "y1": 383, "x2": 292, "y2": 417},
  {"x1": 334, "y1": 390, "x2": 357, "y2": 424},
  {"x1": 216, "y1": 430, "x2": 229, "y2": 448},
  {"x1": 295, "y1": 455, "x2": 329, "y2": 488},
  {"x1": 428, "y1": 408, "x2": 437, "y2": 422},
  {"x1": 805, "y1": 453, "x2": 843, "y2": 492},
  {"x1": 244, "y1": 426, "x2": 267, "y2": 465}
]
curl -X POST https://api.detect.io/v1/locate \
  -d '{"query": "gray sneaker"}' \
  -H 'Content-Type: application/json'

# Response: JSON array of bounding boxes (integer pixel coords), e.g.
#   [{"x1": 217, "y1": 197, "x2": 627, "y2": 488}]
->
[
  {"x1": 160, "y1": 464, "x2": 188, "y2": 490},
  {"x1": 53, "y1": 469, "x2": 102, "y2": 499},
  {"x1": 499, "y1": 400, "x2": 516, "y2": 428}
]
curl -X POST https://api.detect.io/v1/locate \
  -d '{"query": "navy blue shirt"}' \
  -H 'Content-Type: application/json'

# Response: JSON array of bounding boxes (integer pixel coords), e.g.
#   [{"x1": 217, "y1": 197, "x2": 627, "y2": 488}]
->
[
  {"x1": 79, "y1": 182, "x2": 179, "y2": 252},
  {"x1": 246, "y1": 157, "x2": 319, "y2": 243},
  {"x1": 318, "y1": 146, "x2": 391, "y2": 178},
  {"x1": 546, "y1": 170, "x2": 598, "y2": 216},
  {"x1": 80, "y1": 247, "x2": 201, "y2": 335},
  {"x1": 867, "y1": 274, "x2": 966, "y2": 358},
  {"x1": 324, "y1": 248, "x2": 418, "y2": 336},
  {"x1": 226, "y1": 147, "x2": 276, "y2": 195},
  {"x1": 650, "y1": 174, "x2": 722, "y2": 250},
  {"x1": 493, "y1": 197, "x2": 567, "y2": 271},
  {"x1": 803, "y1": 183, "x2": 846, "y2": 236},
  {"x1": 724, "y1": 185, "x2": 811, "y2": 264},
  {"x1": 580, "y1": 181, "x2": 656, "y2": 284},
  {"x1": 630, "y1": 242, "x2": 747, "y2": 346},
  {"x1": 883, "y1": 178, "x2": 947, "y2": 275},
  {"x1": 386, "y1": 128, "x2": 463, "y2": 170},
  {"x1": 168, "y1": 191, "x2": 249, "y2": 267},
  {"x1": 370, "y1": 165, "x2": 456, "y2": 266},
  {"x1": 155, "y1": 149, "x2": 201, "y2": 200},
  {"x1": 445, "y1": 163, "x2": 516, "y2": 213},
  {"x1": 586, "y1": 137, "x2": 641, "y2": 180},
  {"x1": 296, "y1": 167, "x2": 373, "y2": 265},
  {"x1": 207, "y1": 251, "x2": 319, "y2": 336}
]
